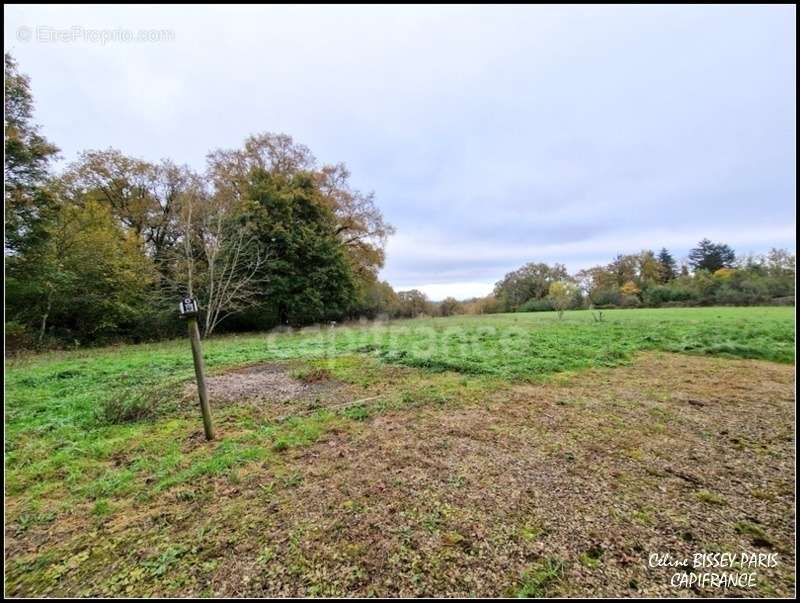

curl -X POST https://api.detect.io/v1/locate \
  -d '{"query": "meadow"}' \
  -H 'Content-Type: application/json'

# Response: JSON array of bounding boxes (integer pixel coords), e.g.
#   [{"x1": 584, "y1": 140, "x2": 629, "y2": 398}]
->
[{"x1": 4, "y1": 307, "x2": 796, "y2": 597}]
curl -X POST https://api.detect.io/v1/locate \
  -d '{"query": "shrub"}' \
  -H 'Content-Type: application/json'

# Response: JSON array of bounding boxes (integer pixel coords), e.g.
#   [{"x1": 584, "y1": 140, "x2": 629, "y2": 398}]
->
[
  {"x1": 642, "y1": 285, "x2": 697, "y2": 306},
  {"x1": 590, "y1": 288, "x2": 621, "y2": 307},
  {"x1": 713, "y1": 267, "x2": 737, "y2": 281},
  {"x1": 5, "y1": 321, "x2": 35, "y2": 353},
  {"x1": 547, "y1": 280, "x2": 580, "y2": 318},
  {"x1": 620, "y1": 281, "x2": 641, "y2": 297},
  {"x1": 518, "y1": 298, "x2": 553, "y2": 312},
  {"x1": 714, "y1": 285, "x2": 762, "y2": 306},
  {"x1": 620, "y1": 295, "x2": 641, "y2": 308},
  {"x1": 98, "y1": 379, "x2": 181, "y2": 424}
]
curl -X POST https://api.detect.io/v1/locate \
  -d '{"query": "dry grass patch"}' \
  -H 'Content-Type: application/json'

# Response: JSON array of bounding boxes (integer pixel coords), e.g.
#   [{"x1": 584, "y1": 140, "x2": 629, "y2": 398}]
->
[{"x1": 171, "y1": 352, "x2": 795, "y2": 597}]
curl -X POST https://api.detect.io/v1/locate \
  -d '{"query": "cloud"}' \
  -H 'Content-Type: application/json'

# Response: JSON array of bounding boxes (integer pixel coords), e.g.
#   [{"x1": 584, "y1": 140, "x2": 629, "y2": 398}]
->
[{"x1": 4, "y1": 4, "x2": 795, "y2": 299}]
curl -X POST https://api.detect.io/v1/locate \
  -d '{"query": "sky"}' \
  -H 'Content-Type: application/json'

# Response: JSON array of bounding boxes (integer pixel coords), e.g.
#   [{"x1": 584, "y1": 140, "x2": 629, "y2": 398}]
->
[{"x1": 4, "y1": 4, "x2": 796, "y2": 300}]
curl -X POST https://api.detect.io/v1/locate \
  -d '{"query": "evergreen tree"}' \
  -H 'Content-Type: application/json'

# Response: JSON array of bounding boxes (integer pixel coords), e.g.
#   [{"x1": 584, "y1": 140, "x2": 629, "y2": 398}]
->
[
  {"x1": 688, "y1": 239, "x2": 736, "y2": 272},
  {"x1": 657, "y1": 247, "x2": 677, "y2": 282}
]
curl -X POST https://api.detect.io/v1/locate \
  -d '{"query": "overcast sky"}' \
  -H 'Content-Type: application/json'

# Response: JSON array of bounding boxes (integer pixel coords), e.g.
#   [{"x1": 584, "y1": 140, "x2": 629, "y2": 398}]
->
[{"x1": 5, "y1": 5, "x2": 796, "y2": 300}]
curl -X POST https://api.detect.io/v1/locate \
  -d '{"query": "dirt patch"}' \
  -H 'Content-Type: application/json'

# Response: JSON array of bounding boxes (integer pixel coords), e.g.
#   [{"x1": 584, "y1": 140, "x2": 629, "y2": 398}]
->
[{"x1": 192, "y1": 363, "x2": 340, "y2": 406}]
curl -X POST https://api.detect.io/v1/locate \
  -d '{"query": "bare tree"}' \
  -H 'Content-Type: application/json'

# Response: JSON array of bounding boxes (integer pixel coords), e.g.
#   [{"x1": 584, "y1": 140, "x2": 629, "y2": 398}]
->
[{"x1": 175, "y1": 182, "x2": 267, "y2": 338}]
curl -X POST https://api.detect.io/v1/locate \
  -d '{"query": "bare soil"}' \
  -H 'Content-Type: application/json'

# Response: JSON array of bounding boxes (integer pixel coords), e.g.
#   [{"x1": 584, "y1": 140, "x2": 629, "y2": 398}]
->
[{"x1": 192, "y1": 363, "x2": 342, "y2": 407}]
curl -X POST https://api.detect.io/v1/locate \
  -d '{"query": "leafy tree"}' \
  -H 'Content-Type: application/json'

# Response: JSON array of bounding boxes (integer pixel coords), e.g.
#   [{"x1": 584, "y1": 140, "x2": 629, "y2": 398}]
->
[
  {"x1": 764, "y1": 248, "x2": 795, "y2": 277},
  {"x1": 62, "y1": 150, "x2": 200, "y2": 275},
  {"x1": 6, "y1": 200, "x2": 156, "y2": 343},
  {"x1": 316, "y1": 162, "x2": 395, "y2": 283},
  {"x1": 4, "y1": 53, "x2": 59, "y2": 252},
  {"x1": 439, "y1": 296, "x2": 464, "y2": 317},
  {"x1": 351, "y1": 278, "x2": 400, "y2": 318},
  {"x1": 713, "y1": 267, "x2": 736, "y2": 281},
  {"x1": 208, "y1": 133, "x2": 393, "y2": 293},
  {"x1": 547, "y1": 281, "x2": 578, "y2": 319},
  {"x1": 248, "y1": 169, "x2": 355, "y2": 326},
  {"x1": 620, "y1": 280, "x2": 641, "y2": 297},
  {"x1": 608, "y1": 254, "x2": 640, "y2": 287},
  {"x1": 656, "y1": 248, "x2": 677, "y2": 283},
  {"x1": 493, "y1": 262, "x2": 569, "y2": 311},
  {"x1": 638, "y1": 250, "x2": 662, "y2": 285},
  {"x1": 688, "y1": 238, "x2": 736, "y2": 272},
  {"x1": 462, "y1": 295, "x2": 501, "y2": 315},
  {"x1": 396, "y1": 289, "x2": 433, "y2": 318}
]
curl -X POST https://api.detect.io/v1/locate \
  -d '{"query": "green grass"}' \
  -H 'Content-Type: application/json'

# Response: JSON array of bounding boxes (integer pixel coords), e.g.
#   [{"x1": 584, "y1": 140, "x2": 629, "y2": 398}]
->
[
  {"x1": 5, "y1": 307, "x2": 794, "y2": 497},
  {"x1": 695, "y1": 489, "x2": 727, "y2": 505},
  {"x1": 514, "y1": 558, "x2": 565, "y2": 597},
  {"x1": 735, "y1": 520, "x2": 775, "y2": 547},
  {"x1": 4, "y1": 306, "x2": 795, "y2": 595}
]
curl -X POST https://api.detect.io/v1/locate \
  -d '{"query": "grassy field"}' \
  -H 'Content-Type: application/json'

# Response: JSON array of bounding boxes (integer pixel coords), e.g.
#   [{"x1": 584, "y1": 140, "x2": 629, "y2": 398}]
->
[{"x1": 4, "y1": 307, "x2": 796, "y2": 596}]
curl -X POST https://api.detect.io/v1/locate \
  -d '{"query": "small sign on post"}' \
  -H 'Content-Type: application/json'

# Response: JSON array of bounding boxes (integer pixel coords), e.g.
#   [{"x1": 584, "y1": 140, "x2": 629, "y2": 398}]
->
[{"x1": 179, "y1": 297, "x2": 214, "y2": 440}]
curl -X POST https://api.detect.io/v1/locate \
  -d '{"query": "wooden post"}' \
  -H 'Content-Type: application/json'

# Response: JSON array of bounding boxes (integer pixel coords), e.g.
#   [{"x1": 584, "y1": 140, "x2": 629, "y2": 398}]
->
[{"x1": 187, "y1": 316, "x2": 214, "y2": 440}]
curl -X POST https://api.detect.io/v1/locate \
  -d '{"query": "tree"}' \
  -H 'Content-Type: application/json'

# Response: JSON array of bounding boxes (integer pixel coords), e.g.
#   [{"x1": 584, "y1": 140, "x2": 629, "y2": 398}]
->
[
  {"x1": 493, "y1": 262, "x2": 569, "y2": 311},
  {"x1": 620, "y1": 280, "x2": 641, "y2": 297},
  {"x1": 656, "y1": 248, "x2": 677, "y2": 283},
  {"x1": 248, "y1": 169, "x2": 355, "y2": 326},
  {"x1": 62, "y1": 150, "x2": 197, "y2": 275},
  {"x1": 317, "y1": 162, "x2": 395, "y2": 283},
  {"x1": 462, "y1": 295, "x2": 500, "y2": 315},
  {"x1": 396, "y1": 289, "x2": 432, "y2": 318},
  {"x1": 575, "y1": 255, "x2": 640, "y2": 305},
  {"x1": 547, "y1": 281, "x2": 578, "y2": 319},
  {"x1": 439, "y1": 296, "x2": 463, "y2": 317},
  {"x1": 764, "y1": 248, "x2": 795, "y2": 278},
  {"x1": 638, "y1": 250, "x2": 662, "y2": 284},
  {"x1": 688, "y1": 239, "x2": 735, "y2": 272},
  {"x1": 4, "y1": 53, "x2": 60, "y2": 253},
  {"x1": 6, "y1": 200, "x2": 155, "y2": 343},
  {"x1": 607, "y1": 254, "x2": 640, "y2": 287},
  {"x1": 351, "y1": 278, "x2": 400, "y2": 318},
  {"x1": 208, "y1": 133, "x2": 393, "y2": 293},
  {"x1": 575, "y1": 265, "x2": 615, "y2": 296},
  {"x1": 170, "y1": 178, "x2": 267, "y2": 337}
]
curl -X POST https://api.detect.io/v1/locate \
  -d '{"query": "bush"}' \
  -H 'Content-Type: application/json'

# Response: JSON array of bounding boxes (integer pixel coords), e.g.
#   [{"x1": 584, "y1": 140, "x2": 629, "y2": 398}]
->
[
  {"x1": 97, "y1": 379, "x2": 182, "y2": 424},
  {"x1": 620, "y1": 295, "x2": 641, "y2": 308},
  {"x1": 518, "y1": 298, "x2": 553, "y2": 312},
  {"x1": 5, "y1": 321, "x2": 36, "y2": 353},
  {"x1": 590, "y1": 288, "x2": 621, "y2": 307},
  {"x1": 713, "y1": 285, "x2": 763, "y2": 306},
  {"x1": 642, "y1": 285, "x2": 697, "y2": 306}
]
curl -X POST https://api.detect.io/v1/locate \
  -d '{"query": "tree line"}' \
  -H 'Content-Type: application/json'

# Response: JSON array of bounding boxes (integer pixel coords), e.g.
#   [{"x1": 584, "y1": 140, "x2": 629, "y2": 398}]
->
[
  {"x1": 389, "y1": 241, "x2": 794, "y2": 321},
  {"x1": 4, "y1": 53, "x2": 795, "y2": 348},
  {"x1": 465, "y1": 243, "x2": 794, "y2": 317},
  {"x1": 5, "y1": 53, "x2": 400, "y2": 347}
]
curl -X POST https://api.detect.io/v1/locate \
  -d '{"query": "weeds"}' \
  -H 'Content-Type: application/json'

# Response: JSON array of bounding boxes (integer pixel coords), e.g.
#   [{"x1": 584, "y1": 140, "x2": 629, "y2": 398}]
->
[{"x1": 514, "y1": 558, "x2": 565, "y2": 597}]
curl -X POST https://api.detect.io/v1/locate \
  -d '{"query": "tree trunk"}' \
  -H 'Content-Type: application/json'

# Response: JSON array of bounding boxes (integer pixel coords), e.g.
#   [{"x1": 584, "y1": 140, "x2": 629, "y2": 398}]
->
[{"x1": 38, "y1": 289, "x2": 53, "y2": 345}]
